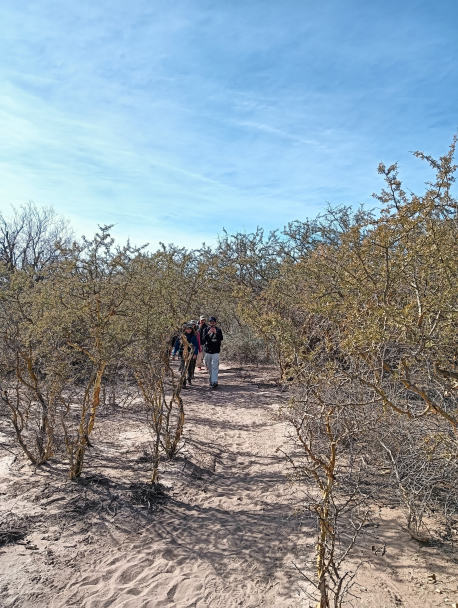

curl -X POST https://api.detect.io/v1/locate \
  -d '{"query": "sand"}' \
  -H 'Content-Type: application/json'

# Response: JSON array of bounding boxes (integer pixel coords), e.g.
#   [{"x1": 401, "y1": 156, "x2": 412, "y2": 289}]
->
[{"x1": 1, "y1": 363, "x2": 457, "y2": 607}]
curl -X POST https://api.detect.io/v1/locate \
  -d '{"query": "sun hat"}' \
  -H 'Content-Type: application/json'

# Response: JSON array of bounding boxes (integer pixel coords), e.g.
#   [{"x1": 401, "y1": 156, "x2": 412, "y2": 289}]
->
[
  {"x1": 190, "y1": 320, "x2": 198, "y2": 325},
  {"x1": 199, "y1": 315, "x2": 206, "y2": 320}
]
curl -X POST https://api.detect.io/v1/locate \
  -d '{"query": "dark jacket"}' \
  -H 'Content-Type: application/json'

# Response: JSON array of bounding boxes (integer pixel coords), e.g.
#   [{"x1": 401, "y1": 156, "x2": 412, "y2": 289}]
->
[
  {"x1": 202, "y1": 326, "x2": 223, "y2": 354},
  {"x1": 172, "y1": 332, "x2": 199, "y2": 356},
  {"x1": 198, "y1": 323, "x2": 208, "y2": 343}
]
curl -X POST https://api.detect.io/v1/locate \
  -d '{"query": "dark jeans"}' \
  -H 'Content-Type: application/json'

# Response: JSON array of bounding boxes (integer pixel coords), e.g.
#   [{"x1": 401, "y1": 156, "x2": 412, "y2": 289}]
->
[
  {"x1": 188, "y1": 358, "x2": 196, "y2": 379},
  {"x1": 179, "y1": 357, "x2": 196, "y2": 383}
]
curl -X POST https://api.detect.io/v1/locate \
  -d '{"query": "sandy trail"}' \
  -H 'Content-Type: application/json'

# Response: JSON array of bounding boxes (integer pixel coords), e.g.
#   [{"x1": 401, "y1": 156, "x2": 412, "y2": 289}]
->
[
  {"x1": 1, "y1": 363, "x2": 458, "y2": 607},
  {"x1": 55, "y1": 365, "x2": 302, "y2": 608}
]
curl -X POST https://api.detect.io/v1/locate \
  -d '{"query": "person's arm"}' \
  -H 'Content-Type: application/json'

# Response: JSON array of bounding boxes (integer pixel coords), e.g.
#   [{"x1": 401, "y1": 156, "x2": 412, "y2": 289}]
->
[
  {"x1": 191, "y1": 335, "x2": 199, "y2": 356},
  {"x1": 217, "y1": 328, "x2": 223, "y2": 342},
  {"x1": 197, "y1": 332, "x2": 201, "y2": 351},
  {"x1": 172, "y1": 339, "x2": 180, "y2": 356}
]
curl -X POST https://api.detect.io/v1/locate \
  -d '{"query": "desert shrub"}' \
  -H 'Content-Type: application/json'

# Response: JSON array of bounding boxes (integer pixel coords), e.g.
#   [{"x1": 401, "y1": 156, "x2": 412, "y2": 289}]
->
[
  {"x1": 1, "y1": 136, "x2": 458, "y2": 604},
  {"x1": 223, "y1": 325, "x2": 272, "y2": 364},
  {"x1": 219, "y1": 138, "x2": 458, "y2": 603}
]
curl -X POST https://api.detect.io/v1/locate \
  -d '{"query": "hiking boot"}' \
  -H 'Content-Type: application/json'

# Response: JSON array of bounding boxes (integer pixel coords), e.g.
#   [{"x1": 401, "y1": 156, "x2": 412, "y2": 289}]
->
[
  {"x1": 187, "y1": 378, "x2": 192, "y2": 385},
  {"x1": 211, "y1": 382, "x2": 218, "y2": 389}
]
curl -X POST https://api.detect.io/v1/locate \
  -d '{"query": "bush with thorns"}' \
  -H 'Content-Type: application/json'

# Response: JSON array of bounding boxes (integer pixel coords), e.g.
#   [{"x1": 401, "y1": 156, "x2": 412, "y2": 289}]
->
[{"x1": 1, "y1": 139, "x2": 458, "y2": 604}]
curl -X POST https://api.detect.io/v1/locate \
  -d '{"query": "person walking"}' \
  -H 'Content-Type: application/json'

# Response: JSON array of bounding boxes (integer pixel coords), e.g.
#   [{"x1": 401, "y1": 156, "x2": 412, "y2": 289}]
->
[
  {"x1": 171, "y1": 324, "x2": 198, "y2": 387},
  {"x1": 188, "y1": 320, "x2": 200, "y2": 379},
  {"x1": 197, "y1": 316, "x2": 208, "y2": 371},
  {"x1": 202, "y1": 316, "x2": 223, "y2": 388}
]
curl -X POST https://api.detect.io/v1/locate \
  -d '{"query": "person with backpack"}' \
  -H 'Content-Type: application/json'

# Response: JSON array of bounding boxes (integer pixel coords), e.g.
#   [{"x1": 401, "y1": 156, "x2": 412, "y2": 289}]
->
[
  {"x1": 202, "y1": 316, "x2": 223, "y2": 389},
  {"x1": 171, "y1": 324, "x2": 199, "y2": 387}
]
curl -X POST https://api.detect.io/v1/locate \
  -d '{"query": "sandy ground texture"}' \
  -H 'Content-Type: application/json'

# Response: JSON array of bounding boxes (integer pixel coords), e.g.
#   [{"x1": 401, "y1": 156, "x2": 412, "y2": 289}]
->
[{"x1": 1, "y1": 363, "x2": 458, "y2": 608}]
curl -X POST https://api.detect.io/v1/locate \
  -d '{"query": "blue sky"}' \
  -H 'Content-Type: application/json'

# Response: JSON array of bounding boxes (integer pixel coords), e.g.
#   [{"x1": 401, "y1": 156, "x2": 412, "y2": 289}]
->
[{"x1": 1, "y1": 1, "x2": 457, "y2": 249}]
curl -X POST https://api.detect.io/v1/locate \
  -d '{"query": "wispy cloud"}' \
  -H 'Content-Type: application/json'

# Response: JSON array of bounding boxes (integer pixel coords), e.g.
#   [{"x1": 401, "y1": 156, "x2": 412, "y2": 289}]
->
[
  {"x1": 235, "y1": 120, "x2": 320, "y2": 147},
  {"x1": 0, "y1": 0, "x2": 457, "y2": 249}
]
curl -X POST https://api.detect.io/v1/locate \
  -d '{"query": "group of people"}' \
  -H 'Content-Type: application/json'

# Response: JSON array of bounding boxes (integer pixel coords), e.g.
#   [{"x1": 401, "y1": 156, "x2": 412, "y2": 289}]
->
[{"x1": 172, "y1": 315, "x2": 223, "y2": 389}]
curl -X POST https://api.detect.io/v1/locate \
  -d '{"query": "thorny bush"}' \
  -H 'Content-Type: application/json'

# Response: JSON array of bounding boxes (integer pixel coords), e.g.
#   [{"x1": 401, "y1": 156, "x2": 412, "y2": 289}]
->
[{"x1": 1, "y1": 139, "x2": 458, "y2": 604}]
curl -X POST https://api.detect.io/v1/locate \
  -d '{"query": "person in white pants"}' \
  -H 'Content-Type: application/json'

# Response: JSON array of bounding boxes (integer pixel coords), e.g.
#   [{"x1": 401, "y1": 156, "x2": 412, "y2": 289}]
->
[{"x1": 202, "y1": 316, "x2": 223, "y2": 388}]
